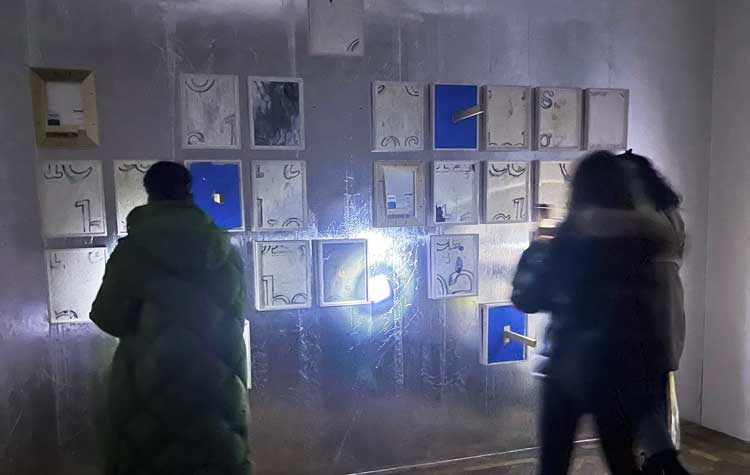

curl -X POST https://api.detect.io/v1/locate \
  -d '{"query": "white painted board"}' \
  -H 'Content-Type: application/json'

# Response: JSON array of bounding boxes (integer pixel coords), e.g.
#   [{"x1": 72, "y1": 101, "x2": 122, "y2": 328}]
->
[
  {"x1": 484, "y1": 161, "x2": 530, "y2": 224},
  {"x1": 39, "y1": 160, "x2": 106, "y2": 238},
  {"x1": 46, "y1": 248, "x2": 107, "y2": 324},
  {"x1": 251, "y1": 160, "x2": 308, "y2": 232},
  {"x1": 308, "y1": 0, "x2": 364, "y2": 56},
  {"x1": 254, "y1": 240, "x2": 312, "y2": 311},
  {"x1": 46, "y1": 81, "x2": 84, "y2": 127},
  {"x1": 534, "y1": 87, "x2": 582, "y2": 150},
  {"x1": 431, "y1": 160, "x2": 480, "y2": 225},
  {"x1": 180, "y1": 73, "x2": 240, "y2": 149},
  {"x1": 114, "y1": 160, "x2": 156, "y2": 235},
  {"x1": 371, "y1": 81, "x2": 425, "y2": 151},
  {"x1": 428, "y1": 234, "x2": 479, "y2": 299},
  {"x1": 316, "y1": 239, "x2": 369, "y2": 307},
  {"x1": 584, "y1": 88, "x2": 629, "y2": 150},
  {"x1": 535, "y1": 160, "x2": 575, "y2": 220},
  {"x1": 484, "y1": 85, "x2": 531, "y2": 150}
]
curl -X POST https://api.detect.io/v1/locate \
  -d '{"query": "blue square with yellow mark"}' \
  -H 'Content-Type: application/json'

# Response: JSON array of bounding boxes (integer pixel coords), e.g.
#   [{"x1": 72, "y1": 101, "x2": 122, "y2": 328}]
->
[
  {"x1": 433, "y1": 84, "x2": 479, "y2": 150},
  {"x1": 483, "y1": 304, "x2": 527, "y2": 365},
  {"x1": 188, "y1": 161, "x2": 244, "y2": 231}
]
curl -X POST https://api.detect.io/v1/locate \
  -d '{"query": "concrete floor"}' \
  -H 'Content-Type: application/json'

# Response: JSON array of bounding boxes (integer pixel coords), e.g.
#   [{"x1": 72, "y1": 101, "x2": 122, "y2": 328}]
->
[{"x1": 357, "y1": 423, "x2": 750, "y2": 474}]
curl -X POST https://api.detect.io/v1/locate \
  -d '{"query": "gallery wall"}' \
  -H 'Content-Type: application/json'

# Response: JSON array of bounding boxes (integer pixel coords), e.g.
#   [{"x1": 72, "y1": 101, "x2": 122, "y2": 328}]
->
[{"x1": 0, "y1": 0, "x2": 715, "y2": 474}]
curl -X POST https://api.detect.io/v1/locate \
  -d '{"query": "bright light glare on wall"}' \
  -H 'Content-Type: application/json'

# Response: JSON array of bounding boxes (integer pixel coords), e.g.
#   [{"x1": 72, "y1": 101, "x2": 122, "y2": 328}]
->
[
  {"x1": 356, "y1": 230, "x2": 394, "y2": 263},
  {"x1": 369, "y1": 274, "x2": 393, "y2": 304}
]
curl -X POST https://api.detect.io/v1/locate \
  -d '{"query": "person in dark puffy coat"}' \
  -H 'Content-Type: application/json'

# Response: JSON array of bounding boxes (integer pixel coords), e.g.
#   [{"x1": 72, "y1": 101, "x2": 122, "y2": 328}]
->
[
  {"x1": 91, "y1": 162, "x2": 250, "y2": 475},
  {"x1": 512, "y1": 151, "x2": 684, "y2": 475}
]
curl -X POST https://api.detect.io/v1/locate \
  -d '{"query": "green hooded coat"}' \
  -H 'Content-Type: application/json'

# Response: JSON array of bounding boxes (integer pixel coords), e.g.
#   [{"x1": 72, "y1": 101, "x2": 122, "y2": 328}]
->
[{"x1": 91, "y1": 202, "x2": 250, "y2": 475}]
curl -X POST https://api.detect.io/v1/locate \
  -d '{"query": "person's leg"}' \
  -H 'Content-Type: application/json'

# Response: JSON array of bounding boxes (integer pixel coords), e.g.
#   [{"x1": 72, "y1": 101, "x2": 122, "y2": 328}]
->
[
  {"x1": 640, "y1": 373, "x2": 690, "y2": 475},
  {"x1": 592, "y1": 384, "x2": 641, "y2": 475},
  {"x1": 539, "y1": 377, "x2": 581, "y2": 475}
]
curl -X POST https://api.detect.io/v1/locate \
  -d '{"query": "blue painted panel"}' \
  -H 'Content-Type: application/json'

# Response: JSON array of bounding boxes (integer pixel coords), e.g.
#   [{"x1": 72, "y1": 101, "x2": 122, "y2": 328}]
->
[
  {"x1": 434, "y1": 84, "x2": 478, "y2": 150},
  {"x1": 189, "y1": 161, "x2": 244, "y2": 231},
  {"x1": 485, "y1": 304, "x2": 526, "y2": 364}
]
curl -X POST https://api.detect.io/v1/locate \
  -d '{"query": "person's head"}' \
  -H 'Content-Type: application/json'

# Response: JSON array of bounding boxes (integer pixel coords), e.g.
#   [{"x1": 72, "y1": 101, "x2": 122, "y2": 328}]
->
[
  {"x1": 144, "y1": 161, "x2": 192, "y2": 203},
  {"x1": 620, "y1": 152, "x2": 681, "y2": 211},
  {"x1": 569, "y1": 151, "x2": 634, "y2": 210}
]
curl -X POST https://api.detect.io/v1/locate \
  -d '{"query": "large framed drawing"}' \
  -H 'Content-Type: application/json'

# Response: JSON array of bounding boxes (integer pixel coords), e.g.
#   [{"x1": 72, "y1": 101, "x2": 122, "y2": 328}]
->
[
  {"x1": 46, "y1": 248, "x2": 107, "y2": 324},
  {"x1": 373, "y1": 161, "x2": 425, "y2": 228},
  {"x1": 30, "y1": 68, "x2": 99, "y2": 148},
  {"x1": 584, "y1": 88, "x2": 629, "y2": 150},
  {"x1": 432, "y1": 84, "x2": 480, "y2": 150},
  {"x1": 114, "y1": 160, "x2": 156, "y2": 235},
  {"x1": 535, "y1": 160, "x2": 575, "y2": 220},
  {"x1": 480, "y1": 303, "x2": 529, "y2": 365},
  {"x1": 249, "y1": 76, "x2": 304, "y2": 150},
  {"x1": 483, "y1": 85, "x2": 531, "y2": 150},
  {"x1": 534, "y1": 87, "x2": 582, "y2": 150},
  {"x1": 316, "y1": 239, "x2": 369, "y2": 307},
  {"x1": 253, "y1": 240, "x2": 312, "y2": 311},
  {"x1": 180, "y1": 73, "x2": 240, "y2": 149},
  {"x1": 483, "y1": 161, "x2": 530, "y2": 224},
  {"x1": 308, "y1": 0, "x2": 364, "y2": 56},
  {"x1": 251, "y1": 160, "x2": 308, "y2": 232},
  {"x1": 431, "y1": 160, "x2": 480, "y2": 225},
  {"x1": 428, "y1": 234, "x2": 479, "y2": 299},
  {"x1": 371, "y1": 81, "x2": 425, "y2": 151},
  {"x1": 186, "y1": 160, "x2": 245, "y2": 232},
  {"x1": 39, "y1": 160, "x2": 106, "y2": 238}
]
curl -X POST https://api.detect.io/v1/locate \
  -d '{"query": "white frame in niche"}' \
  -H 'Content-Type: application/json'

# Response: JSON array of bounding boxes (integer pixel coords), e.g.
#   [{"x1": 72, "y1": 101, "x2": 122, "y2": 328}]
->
[
  {"x1": 250, "y1": 160, "x2": 308, "y2": 232},
  {"x1": 483, "y1": 161, "x2": 531, "y2": 224},
  {"x1": 253, "y1": 240, "x2": 313, "y2": 312},
  {"x1": 482, "y1": 85, "x2": 532, "y2": 151},
  {"x1": 180, "y1": 73, "x2": 241, "y2": 150},
  {"x1": 584, "y1": 88, "x2": 629, "y2": 151},
  {"x1": 248, "y1": 76, "x2": 305, "y2": 151},
  {"x1": 308, "y1": 0, "x2": 365, "y2": 57},
  {"x1": 185, "y1": 160, "x2": 246, "y2": 232},
  {"x1": 431, "y1": 160, "x2": 481, "y2": 226},
  {"x1": 371, "y1": 81, "x2": 426, "y2": 152},
  {"x1": 316, "y1": 239, "x2": 369, "y2": 307},
  {"x1": 114, "y1": 160, "x2": 157, "y2": 235},
  {"x1": 533, "y1": 86, "x2": 583, "y2": 151},
  {"x1": 373, "y1": 160, "x2": 425, "y2": 228},
  {"x1": 533, "y1": 160, "x2": 575, "y2": 221},
  {"x1": 427, "y1": 234, "x2": 480, "y2": 300},
  {"x1": 46, "y1": 247, "x2": 107, "y2": 324}
]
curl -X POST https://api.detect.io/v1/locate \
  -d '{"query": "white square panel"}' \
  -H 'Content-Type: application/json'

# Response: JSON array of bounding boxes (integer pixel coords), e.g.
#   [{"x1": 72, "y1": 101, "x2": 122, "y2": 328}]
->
[
  {"x1": 534, "y1": 87, "x2": 582, "y2": 150},
  {"x1": 46, "y1": 248, "x2": 107, "y2": 324},
  {"x1": 180, "y1": 73, "x2": 241, "y2": 149},
  {"x1": 114, "y1": 160, "x2": 156, "y2": 235},
  {"x1": 372, "y1": 81, "x2": 425, "y2": 151}
]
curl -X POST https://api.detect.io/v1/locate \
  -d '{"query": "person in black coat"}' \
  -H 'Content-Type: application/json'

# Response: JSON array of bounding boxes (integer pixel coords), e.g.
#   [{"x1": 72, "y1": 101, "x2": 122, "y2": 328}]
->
[{"x1": 512, "y1": 151, "x2": 686, "y2": 475}]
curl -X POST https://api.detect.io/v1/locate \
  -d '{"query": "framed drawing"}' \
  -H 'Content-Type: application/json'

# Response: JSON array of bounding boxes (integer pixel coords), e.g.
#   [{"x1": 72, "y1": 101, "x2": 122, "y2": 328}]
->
[
  {"x1": 39, "y1": 160, "x2": 106, "y2": 238},
  {"x1": 480, "y1": 303, "x2": 529, "y2": 365},
  {"x1": 316, "y1": 239, "x2": 369, "y2": 307},
  {"x1": 584, "y1": 88, "x2": 629, "y2": 150},
  {"x1": 371, "y1": 81, "x2": 425, "y2": 151},
  {"x1": 534, "y1": 87, "x2": 582, "y2": 150},
  {"x1": 483, "y1": 85, "x2": 531, "y2": 150},
  {"x1": 186, "y1": 160, "x2": 245, "y2": 232},
  {"x1": 253, "y1": 240, "x2": 312, "y2": 311},
  {"x1": 249, "y1": 76, "x2": 305, "y2": 150},
  {"x1": 180, "y1": 73, "x2": 240, "y2": 149},
  {"x1": 114, "y1": 160, "x2": 156, "y2": 235},
  {"x1": 251, "y1": 160, "x2": 308, "y2": 232},
  {"x1": 46, "y1": 248, "x2": 107, "y2": 324},
  {"x1": 308, "y1": 0, "x2": 364, "y2": 56},
  {"x1": 428, "y1": 234, "x2": 479, "y2": 299},
  {"x1": 431, "y1": 160, "x2": 480, "y2": 225},
  {"x1": 432, "y1": 84, "x2": 480, "y2": 150},
  {"x1": 483, "y1": 161, "x2": 530, "y2": 224},
  {"x1": 535, "y1": 160, "x2": 575, "y2": 220},
  {"x1": 373, "y1": 161, "x2": 425, "y2": 228},
  {"x1": 30, "y1": 68, "x2": 99, "y2": 147}
]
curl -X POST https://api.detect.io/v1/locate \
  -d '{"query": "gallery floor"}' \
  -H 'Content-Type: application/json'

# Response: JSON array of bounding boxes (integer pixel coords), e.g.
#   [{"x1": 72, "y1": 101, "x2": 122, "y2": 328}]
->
[{"x1": 355, "y1": 423, "x2": 750, "y2": 474}]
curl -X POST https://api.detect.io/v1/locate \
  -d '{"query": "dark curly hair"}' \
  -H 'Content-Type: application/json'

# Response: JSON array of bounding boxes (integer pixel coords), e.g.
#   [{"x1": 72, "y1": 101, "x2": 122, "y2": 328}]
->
[
  {"x1": 569, "y1": 151, "x2": 635, "y2": 210},
  {"x1": 144, "y1": 161, "x2": 192, "y2": 202},
  {"x1": 619, "y1": 151, "x2": 681, "y2": 211}
]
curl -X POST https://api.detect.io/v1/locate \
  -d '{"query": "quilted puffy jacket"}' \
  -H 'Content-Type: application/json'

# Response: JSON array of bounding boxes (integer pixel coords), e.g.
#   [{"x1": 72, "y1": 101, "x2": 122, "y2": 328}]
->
[{"x1": 91, "y1": 201, "x2": 250, "y2": 475}]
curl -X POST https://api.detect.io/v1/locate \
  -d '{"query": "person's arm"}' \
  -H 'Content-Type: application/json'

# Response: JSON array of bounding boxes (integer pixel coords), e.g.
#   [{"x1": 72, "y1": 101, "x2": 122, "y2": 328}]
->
[
  {"x1": 511, "y1": 240, "x2": 555, "y2": 314},
  {"x1": 90, "y1": 239, "x2": 143, "y2": 338},
  {"x1": 569, "y1": 206, "x2": 678, "y2": 252}
]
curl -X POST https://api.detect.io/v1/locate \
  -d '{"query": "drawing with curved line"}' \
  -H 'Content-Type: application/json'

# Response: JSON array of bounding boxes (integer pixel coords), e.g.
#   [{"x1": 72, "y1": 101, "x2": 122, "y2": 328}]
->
[
  {"x1": 492, "y1": 213, "x2": 511, "y2": 221},
  {"x1": 377, "y1": 84, "x2": 386, "y2": 94},
  {"x1": 404, "y1": 136, "x2": 419, "y2": 147},
  {"x1": 65, "y1": 164, "x2": 94, "y2": 182},
  {"x1": 404, "y1": 85, "x2": 421, "y2": 97},
  {"x1": 54, "y1": 310, "x2": 79, "y2": 321},
  {"x1": 381, "y1": 136, "x2": 401, "y2": 148},
  {"x1": 43, "y1": 163, "x2": 64, "y2": 180},
  {"x1": 185, "y1": 78, "x2": 216, "y2": 94},
  {"x1": 283, "y1": 164, "x2": 301, "y2": 180},
  {"x1": 186, "y1": 132, "x2": 206, "y2": 145},
  {"x1": 435, "y1": 239, "x2": 464, "y2": 253},
  {"x1": 282, "y1": 217, "x2": 303, "y2": 228},
  {"x1": 291, "y1": 293, "x2": 308, "y2": 304},
  {"x1": 347, "y1": 38, "x2": 361, "y2": 53},
  {"x1": 118, "y1": 163, "x2": 151, "y2": 174}
]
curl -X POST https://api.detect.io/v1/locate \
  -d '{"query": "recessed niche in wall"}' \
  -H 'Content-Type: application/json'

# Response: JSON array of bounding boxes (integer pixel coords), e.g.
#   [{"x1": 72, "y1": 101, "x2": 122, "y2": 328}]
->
[
  {"x1": 483, "y1": 85, "x2": 531, "y2": 150},
  {"x1": 46, "y1": 247, "x2": 107, "y2": 324},
  {"x1": 584, "y1": 88, "x2": 629, "y2": 151},
  {"x1": 431, "y1": 160, "x2": 480, "y2": 225},
  {"x1": 180, "y1": 74, "x2": 241, "y2": 149},
  {"x1": 483, "y1": 161, "x2": 530, "y2": 224},
  {"x1": 30, "y1": 68, "x2": 99, "y2": 148},
  {"x1": 371, "y1": 81, "x2": 425, "y2": 152},
  {"x1": 373, "y1": 160, "x2": 425, "y2": 228},
  {"x1": 114, "y1": 160, "x2": 156, "y2": 235},
  {"x1": 249, "y1": 76, "x2": 305, "y2": 150},
  {"x1": 253, "y1": 240, "x2": 312, "y2": 312},
  {"x1": 534, "y1": 87, "x2": 582, "y2": 150},
  {"x1": 308, "y1": 0, "x2": 364, "y2": 56},
  {"x1": 428, "y1": 234, "x2": 479, "y2": 299},
  {"x1": 251, "y1": 160, "x2": 308, "y2": 232},
  {"x1": 534, "y1": 160, "x2": 575, "y2": 220},
  {"x1": 316, "y1": 239, "x2": 369, "y2": 307}
]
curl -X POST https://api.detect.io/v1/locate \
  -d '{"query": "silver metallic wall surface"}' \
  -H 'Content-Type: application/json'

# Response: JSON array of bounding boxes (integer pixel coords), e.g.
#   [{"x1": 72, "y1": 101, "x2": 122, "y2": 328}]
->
[{"x1": 1, "y1": 1, "x2": 714, "y2": 474}]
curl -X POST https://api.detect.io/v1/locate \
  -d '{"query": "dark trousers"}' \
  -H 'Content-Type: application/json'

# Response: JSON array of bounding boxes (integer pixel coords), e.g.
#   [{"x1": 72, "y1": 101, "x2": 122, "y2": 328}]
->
[{"x1": 539, "y1": 376, "x2": 641, "y2": 475}]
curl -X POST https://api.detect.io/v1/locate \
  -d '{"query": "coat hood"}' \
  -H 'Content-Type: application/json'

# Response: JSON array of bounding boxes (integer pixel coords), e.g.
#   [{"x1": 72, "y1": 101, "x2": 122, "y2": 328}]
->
[{"x1": 125, "y1": 202, "x2": 233, "y2": 274}]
